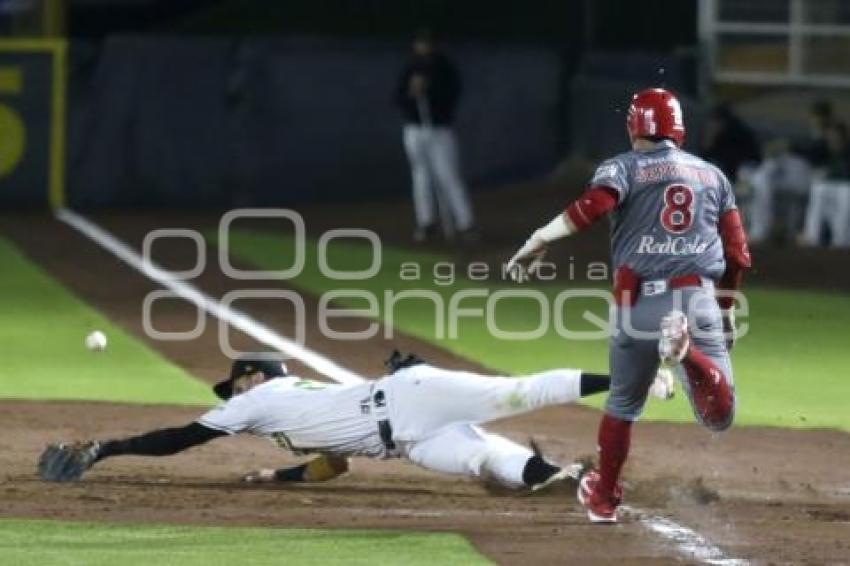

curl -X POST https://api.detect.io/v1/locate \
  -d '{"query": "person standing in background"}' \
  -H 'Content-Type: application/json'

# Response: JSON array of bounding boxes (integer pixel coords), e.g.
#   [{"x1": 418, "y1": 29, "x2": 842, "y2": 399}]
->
[
  {"x1": 396, "y1": 29, "x2": 475, "y2": 243},
  {"x1": 744, "y1": 100, "x2": 838, "y2": 244},
  {"x1": 796, "y1": 99, "x2": 835, "y2": 170},
  {"x1": 802, "y1": 123, "x2": 850, "y2": 247},
  {"x1": 701, "y1": 104, "x2": 762, "y2": 181}
]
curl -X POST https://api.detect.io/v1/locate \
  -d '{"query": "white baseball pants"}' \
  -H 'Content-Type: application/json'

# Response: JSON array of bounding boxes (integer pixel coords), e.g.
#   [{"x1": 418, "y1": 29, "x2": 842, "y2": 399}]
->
[
  {"x1": 746, "y1": 155, "x2": 811, "y2": 243},
  {"x1": 381, "y1": 365, "x2": 582, "y2": 488},
  {"x1": 803, "y1": 179, "x2": 850, "y2": 247},
  {"x1": 402, "y1": 125, "x2": 474, "y2": 232}
]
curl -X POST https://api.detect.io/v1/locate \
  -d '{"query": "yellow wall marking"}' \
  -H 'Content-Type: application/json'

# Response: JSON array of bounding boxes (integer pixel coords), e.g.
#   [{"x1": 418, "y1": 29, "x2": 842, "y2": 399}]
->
[{"x1": 0, "y1": 66, "x2": 22, "y2": 94}]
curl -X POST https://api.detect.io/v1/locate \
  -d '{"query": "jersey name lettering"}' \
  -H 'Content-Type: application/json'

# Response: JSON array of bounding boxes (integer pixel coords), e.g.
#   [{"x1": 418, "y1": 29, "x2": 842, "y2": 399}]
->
[
  {"x1": 634, "y1": 162, "x2": 715, "y2": 185},
  {"x1": 636, "y1": 234, "x2": 709, "y2": 255}
]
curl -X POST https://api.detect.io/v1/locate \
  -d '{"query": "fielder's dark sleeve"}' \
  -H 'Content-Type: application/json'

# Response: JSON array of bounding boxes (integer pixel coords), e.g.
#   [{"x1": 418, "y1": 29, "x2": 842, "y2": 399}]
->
[{"x1": 96, "y1": 422, "x2": 226, "y2": 461}]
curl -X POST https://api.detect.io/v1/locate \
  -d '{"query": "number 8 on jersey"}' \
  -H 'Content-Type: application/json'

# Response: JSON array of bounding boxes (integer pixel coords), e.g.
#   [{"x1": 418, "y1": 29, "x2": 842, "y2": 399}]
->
[{"x1": 660, "y1": 184, "x2": 694, "y2": 234}]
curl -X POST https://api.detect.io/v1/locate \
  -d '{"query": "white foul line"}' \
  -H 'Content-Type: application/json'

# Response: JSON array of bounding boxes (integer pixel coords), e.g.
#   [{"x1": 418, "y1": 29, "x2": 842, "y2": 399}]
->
[
  {"x1": 55, "y1": 208, "x2": 363, "y2": 385},
  {"x1": 57, "y1": 208, "x2": 746, "y2": 565},
  {"x1": 623, "y1": 506, "x2": 748, "y2": 565}
]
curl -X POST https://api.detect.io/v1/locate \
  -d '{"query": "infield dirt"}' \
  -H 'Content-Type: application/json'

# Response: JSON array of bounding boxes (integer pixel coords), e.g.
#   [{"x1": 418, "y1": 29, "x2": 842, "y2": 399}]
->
[{"x1": 1, "y1": 204, "x2": 848, "y2": 564}]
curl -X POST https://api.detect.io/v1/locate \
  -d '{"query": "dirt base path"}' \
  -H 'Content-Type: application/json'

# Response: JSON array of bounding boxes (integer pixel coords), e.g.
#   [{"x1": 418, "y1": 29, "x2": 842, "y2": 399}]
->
[{"x1": 1, "y1": 213, "x2": 849, "y2": 564}]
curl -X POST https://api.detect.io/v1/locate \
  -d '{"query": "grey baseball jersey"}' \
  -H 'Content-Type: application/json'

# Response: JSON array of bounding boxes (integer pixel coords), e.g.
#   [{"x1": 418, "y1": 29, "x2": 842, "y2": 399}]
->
[{"x1": 591, "y1": 141, "x2": 736, "y2": 280}]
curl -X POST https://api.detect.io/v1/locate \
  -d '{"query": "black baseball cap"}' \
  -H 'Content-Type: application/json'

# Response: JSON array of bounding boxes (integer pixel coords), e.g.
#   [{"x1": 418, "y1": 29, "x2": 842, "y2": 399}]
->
[{"x1": 213, "y1": 356, "x2": 288, "y2": 400}]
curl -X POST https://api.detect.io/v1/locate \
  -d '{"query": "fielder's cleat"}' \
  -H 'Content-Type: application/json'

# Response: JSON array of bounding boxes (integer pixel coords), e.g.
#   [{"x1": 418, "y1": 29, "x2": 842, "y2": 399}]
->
[
  {"x1": 524, "y1": 439, "x2": 589, "y2": 493},
  {"x1": 659, "y1": 310, "x2": 690, "y2": 365},
  {"x1": 530, "y1": 467, "x2": 570, "y2": 492},
  {"x1": 530, "y1": 462, "x2": 587, "y2": 492},
  {"x1": 577, "y1": 470, "x2": 622, "y2": 523},
  {"x1": 649, "y1": 366, "x2": 676, "y2": 400}
]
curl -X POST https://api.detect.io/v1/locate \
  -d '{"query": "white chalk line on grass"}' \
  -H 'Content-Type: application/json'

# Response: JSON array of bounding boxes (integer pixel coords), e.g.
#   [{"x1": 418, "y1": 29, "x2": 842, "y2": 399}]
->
[
  {"x1": 56, "y1": 208, "x2": 747, "y2": 565},
  {"x1": 56, "y1": 208, "x2": 363, "y2": 386}
]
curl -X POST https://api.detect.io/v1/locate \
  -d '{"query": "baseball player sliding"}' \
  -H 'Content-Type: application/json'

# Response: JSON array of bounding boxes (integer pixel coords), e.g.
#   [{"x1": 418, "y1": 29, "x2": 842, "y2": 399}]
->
[
  {"x1": 39, "y1": 351, "x2": 667, "y2": 491},
  {"x1": 507, "y1": 88, "x2": 751, "y2": 523}
]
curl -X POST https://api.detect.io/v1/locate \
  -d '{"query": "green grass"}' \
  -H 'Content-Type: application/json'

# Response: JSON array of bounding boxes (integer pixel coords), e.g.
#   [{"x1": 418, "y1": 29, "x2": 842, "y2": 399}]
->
[
  {"x1": 0, "y1": 238, "x2": 215, "y2": 405},
  {"x1": 220, "y1": 230, "x2": 850, "y2": 432},
  {"x1": 0, "y1": 236, "x2": 488, "y2": 565},
  {"x1": 0, "y1": 519, "x2": 489, "y2": 566}
]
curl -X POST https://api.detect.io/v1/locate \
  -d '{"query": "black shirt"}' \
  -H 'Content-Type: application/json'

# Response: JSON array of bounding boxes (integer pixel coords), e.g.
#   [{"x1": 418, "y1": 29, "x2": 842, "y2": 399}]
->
[
  {"x1": 703, "y1": 119, "x2": 762, "y2": 179},
  {"x1": 395, "y1": 52, "x2": 462, "y2": 126}
]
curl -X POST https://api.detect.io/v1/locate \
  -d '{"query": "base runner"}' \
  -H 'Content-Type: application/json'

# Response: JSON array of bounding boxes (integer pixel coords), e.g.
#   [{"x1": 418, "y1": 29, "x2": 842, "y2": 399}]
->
[
  {"x1": 507, "y1": 88, "x2": 751, "y2": 522},
  {"x1": 39, "y1": 352, "x2": 669, "y2": 491}
]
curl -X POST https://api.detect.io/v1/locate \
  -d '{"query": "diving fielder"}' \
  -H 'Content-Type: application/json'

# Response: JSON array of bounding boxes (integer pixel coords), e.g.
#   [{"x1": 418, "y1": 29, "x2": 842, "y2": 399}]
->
[
  {"x1": 507, "y1": 88, "x2": 751, "y2": 522},
  {"x1": 40, "y1": 352, "x2": 665, "y2": 491}
]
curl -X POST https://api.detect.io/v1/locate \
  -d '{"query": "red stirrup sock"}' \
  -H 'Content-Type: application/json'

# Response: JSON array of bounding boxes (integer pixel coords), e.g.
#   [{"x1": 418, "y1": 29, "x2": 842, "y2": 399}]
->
[
  {"x1": 683, "y1": 346, "x2": 735, "y2": 430},
  {"x1": 597, "y1": 413, "x2": 632, "y2": 497}
]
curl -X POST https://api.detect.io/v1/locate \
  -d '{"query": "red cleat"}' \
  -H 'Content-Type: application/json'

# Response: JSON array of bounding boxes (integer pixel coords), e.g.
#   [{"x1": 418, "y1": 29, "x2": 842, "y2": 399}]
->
[{"x1": 577, "y1": 469, "x2": 622, "y2": 523}]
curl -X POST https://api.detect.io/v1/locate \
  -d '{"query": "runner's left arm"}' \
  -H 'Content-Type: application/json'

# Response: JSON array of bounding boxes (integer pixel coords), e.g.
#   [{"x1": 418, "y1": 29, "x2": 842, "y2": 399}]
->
[{"x1": 507, "y1": 185, "x2": 619, "y2": 281}]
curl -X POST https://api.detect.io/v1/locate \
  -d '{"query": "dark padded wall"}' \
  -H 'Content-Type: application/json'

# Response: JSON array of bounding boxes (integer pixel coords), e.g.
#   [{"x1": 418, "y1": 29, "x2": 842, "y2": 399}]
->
[
  {"x1": 0, "y1": 52, "x2": 55, "y2": 207},
  {"x1": 66, "y1": 37, "x2": 562, "y2": 208}
]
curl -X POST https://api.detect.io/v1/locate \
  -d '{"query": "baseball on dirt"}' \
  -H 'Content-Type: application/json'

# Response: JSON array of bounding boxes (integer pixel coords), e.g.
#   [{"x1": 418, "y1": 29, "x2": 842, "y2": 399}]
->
[{"x1": 85, "y1": 330, "x2": 108, "y2": 352}]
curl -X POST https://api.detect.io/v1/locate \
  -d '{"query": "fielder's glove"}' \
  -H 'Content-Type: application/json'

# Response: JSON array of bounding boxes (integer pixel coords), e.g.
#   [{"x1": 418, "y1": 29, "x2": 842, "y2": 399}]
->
[
  {"x1": 38, "y1": 441, "x2": 101, "y2": 482},
  {"x1": 721, "y1": 309, "x2": 736, "y2": 351},
  {"x1": 506, "y1": 236, "x2": 547, "y2": 283}
]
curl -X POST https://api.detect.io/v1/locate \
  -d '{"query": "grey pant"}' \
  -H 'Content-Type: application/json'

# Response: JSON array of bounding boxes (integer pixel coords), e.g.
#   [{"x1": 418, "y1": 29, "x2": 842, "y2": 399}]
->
[
  {"x1": 745, "y1": 155, "x2": 811, "y2": 244},
  {"x1": 606, "y1": 285, "x2": 734, "y2": 425},
  {"x1": 402, "y1": 125, "x2": 474, "y2": 231},
  {"x1": 803, "y1": 179, "x2": 850, "y2": 248}
]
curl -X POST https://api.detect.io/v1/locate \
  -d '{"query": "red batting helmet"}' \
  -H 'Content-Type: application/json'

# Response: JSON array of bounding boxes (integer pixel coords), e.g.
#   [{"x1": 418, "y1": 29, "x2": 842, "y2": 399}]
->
[{"x1": 626, "y1": 88, "x2": 685, "y2": 147}]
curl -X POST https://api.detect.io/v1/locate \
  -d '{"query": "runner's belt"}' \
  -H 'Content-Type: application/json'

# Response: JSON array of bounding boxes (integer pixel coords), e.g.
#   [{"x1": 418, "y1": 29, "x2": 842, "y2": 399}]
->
[
  {"x1": 640, "y1": 274, "x2": 704, "y2": 297},
  {"x1": 614, "y1": 265, "x2": 709, "y2": 306}
]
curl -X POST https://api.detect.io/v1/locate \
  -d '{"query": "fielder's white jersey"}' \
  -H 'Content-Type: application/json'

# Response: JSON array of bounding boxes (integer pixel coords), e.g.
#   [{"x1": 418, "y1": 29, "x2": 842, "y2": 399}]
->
[
  {"x1": 196, "y1": 364, "x2": 584, "y2": 484},
  {"x1": 198, "y1": 377, "x2": 387, "y2": 458}
]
